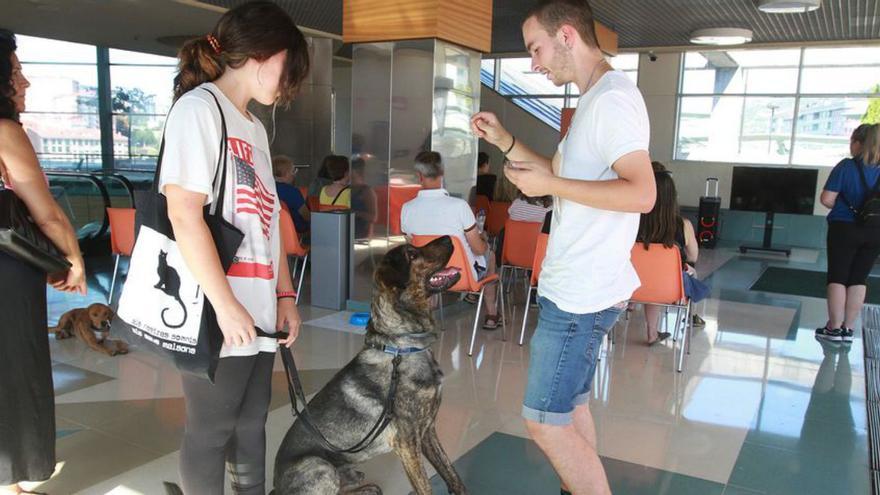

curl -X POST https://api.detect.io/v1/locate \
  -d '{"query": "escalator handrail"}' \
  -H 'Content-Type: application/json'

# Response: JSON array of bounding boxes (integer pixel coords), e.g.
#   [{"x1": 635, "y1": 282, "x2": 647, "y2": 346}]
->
[
  {"x1": 106, "y1": 173, "x2": 136, "y2": 207},
  {"x1": 45, "y1": 171, "x2": 111, "y2": 240}
]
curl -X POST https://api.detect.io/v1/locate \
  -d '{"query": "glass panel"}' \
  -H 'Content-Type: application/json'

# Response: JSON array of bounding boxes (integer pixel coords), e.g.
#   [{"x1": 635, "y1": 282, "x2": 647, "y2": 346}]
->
[
  {"x1": 20, "y1": 112, "x2": 102, "y2": 170},
  {"x1": 112, "y1": 114, "x2": 164, "y2": 160},
  {"x1": 20, "y1": 64, "x2": 98, "y2": 113},
  {"x1": 800, "y1": 66, "x2": 880, "y2": 94},
  {"x1": 681, "y1": 49, "x2": 799, "y2": 94},
  {"x1": 481, "y1": 58, "x2": 495, "y2": 87},
  {"x1": 792, "y1": 97, "x2": 872, "y2": 166},
  {"x1": 110, "y1": 65, "x2": 177, "y2": 115},
  {"x1": 611, "y1": 53, "x2": 639, "y2": 71},
  {"x1": 511, "y1": 97, "x2": 564, "y2": 130},
  {"x1": 675, "y1": 96, "x2": 795, "y2": 164},
  {"x1": 499, "y1": 58, "x2": 565, "y2": 96},
  {"x1": 109, "y1": 48, "x2": 177, "y2": 65},
  {"x1": 803, "y1": 46, "x2": 880, "y2": 67},
  {"x1": 16, "y1": 35, "x2": 96, "y2": 63}
]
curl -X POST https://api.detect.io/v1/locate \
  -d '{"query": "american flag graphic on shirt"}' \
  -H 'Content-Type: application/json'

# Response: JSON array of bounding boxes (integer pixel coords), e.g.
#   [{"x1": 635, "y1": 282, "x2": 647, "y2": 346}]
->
[{"x1": 231, "y1": 138, "x2": 274, "y2": 239}]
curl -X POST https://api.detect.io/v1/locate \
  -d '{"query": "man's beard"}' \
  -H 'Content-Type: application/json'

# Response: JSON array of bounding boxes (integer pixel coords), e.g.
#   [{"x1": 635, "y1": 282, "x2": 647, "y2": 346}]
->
[{"x1": 548, "y1": 40, "x2": 572, "y2": 86}]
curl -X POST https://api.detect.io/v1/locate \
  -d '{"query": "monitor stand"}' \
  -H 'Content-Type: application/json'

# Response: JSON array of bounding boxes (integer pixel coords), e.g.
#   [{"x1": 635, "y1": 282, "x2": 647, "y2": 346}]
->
[{"x1": 739, "y1": 211, "x2": 791, "y2": 257}]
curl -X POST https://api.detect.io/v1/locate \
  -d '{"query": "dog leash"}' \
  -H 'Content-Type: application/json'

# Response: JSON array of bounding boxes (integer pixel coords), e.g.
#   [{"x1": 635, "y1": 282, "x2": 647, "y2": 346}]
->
[{"x1": 258, "y1": 326, "x2": 409, "y2": 454}]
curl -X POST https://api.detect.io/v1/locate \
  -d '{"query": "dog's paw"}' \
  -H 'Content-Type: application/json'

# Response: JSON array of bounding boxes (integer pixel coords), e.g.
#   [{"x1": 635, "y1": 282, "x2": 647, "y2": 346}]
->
[
  {"x1": 347, "y1": 483, "x2": 382, "y2": 495},
  {"x1": 114, "y1": 343, "x2": 130, "y2": 355}
]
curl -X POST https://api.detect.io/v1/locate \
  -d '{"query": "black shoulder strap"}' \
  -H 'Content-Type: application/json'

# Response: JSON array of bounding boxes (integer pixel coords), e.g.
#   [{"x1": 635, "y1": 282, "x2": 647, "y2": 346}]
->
[
  {"x1": 150, "y1": 87, "x2": 228, "y2": 218},
  {"x1": 331, "y1": 185, "x2": 350, "y2": 205}
]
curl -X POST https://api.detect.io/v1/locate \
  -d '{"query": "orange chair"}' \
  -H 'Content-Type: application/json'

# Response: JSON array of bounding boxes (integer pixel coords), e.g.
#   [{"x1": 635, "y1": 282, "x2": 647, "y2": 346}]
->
[
  {"x1": 499, "y1": 219, "x2": 541, "y2": 313},
  {"x1": 280, "y1": 208, "x2": 310, "y2": 304},
  {"x1": 298, "y1": 186, "x2": 308, "y2": 199},
  {"x1": 472, "y1": 194, "x2": 491, "y2": 216},
  {"x1": 106, "y1": 207, "x2": 136, "y2": 305},
  {"x1": 307, "y1": 196, "x2": 320, "y2": 212},
  {"x1": 410, "y1": 235, "x2": 505, "y2": 356},
  {"x1": 485, "y1": 201, "x2": 510, "y2": 239},
  {"x1": 390, "y1": 185, "x2": 421, "y2": 235},
  {"x1": 519, "y1": 232, "x2": 549, "y2": 346},
  {"x1": 629, "y1": 243, "x2": 691, "y2": 372}
]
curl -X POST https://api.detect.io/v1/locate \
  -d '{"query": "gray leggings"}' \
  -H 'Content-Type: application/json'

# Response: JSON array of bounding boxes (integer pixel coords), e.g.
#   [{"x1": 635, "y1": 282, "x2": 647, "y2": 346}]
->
[{"x1": 180, "y1": 352, "x2": 275, "y2": 495}]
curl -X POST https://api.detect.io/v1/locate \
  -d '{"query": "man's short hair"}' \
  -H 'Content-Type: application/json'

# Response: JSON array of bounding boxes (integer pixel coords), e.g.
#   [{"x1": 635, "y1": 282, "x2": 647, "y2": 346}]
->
[
  {"x1": 272, "y1": 155, "x2": 295, "y2": 178},
  {"x1": 477, "y1": 151, "x2": 490, "y2": 168},
  {"x1": 414, "y1": 151, "x2": 444, "y2": 178},
  {"x1": 525, "y1": 0, "x2": 599, "y2": 49}
]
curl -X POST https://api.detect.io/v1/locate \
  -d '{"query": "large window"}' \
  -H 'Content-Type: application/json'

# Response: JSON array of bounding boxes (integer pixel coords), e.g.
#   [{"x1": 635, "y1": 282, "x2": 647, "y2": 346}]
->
[
  {"x1": 675, "y1": 46, "x2": 880, "y2": 166},
  {"x1": 18, "y1": 36, "x2": 101, "y2": 170},
  {"x1": 109, "y1": 49, "x2": 176, "y2": 170},
  {"x1": 16, "y1": 35, "x2": 176, "y2": 171},
  {"x1": 480, "y1": 52, "x2": 640, "y2": 130}
]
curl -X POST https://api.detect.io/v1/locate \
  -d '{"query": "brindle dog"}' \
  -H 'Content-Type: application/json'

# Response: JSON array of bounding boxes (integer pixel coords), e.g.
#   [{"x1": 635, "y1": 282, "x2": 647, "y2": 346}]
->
[{"x1": 273, "y1": 235, "x2": 467, "y2": 495}]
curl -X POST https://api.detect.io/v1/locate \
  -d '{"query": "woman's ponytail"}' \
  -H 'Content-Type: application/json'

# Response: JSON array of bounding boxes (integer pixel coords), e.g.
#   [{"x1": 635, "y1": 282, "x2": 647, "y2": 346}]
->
[{"x1": 173, "y1": 36, "x2": 224, "y2": 101}]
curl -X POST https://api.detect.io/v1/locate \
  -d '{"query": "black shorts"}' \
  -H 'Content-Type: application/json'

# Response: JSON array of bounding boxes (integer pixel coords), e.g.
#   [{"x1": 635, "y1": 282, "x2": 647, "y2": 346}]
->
[{"x1": 826, "y1": 221, "x2": 880, "y2": 286}]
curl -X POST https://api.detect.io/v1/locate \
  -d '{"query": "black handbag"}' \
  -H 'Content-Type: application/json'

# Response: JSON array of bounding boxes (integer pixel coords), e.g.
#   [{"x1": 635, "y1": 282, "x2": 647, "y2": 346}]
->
[
  {"x1": 113, "y1": 88, "x2": 244, "y2": 382},
  {"x1": 0, "y1": 178, "x2": 72, "y2": 274}
]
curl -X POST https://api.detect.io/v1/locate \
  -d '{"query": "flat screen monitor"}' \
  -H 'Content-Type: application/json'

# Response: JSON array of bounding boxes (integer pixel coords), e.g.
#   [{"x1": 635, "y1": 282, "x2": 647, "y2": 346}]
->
[{"x1": 730, "y1": 166, "x2": 817, "y2": 215}]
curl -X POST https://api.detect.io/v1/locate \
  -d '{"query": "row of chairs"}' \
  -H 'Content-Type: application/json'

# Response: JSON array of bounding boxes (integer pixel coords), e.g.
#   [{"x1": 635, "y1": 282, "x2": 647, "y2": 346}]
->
[
  {"x1": 411, "y1": 218, "x2": 694, "y2": 372},
  {"x1": 108, "y1": 205, "x2": 693, "y2": 372}
]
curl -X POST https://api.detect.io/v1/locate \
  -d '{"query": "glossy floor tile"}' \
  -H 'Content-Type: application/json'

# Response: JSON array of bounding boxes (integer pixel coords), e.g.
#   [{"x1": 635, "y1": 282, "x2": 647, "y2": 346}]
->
[{"x1": 14, "y1": 245, "x2": 871, "y2": 494}]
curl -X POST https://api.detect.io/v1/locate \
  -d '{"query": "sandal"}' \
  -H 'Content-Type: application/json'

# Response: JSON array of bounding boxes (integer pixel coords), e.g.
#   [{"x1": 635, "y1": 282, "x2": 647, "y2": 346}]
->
[
  {"x1": 647, "y1": 331, "x2": 671, "y2": 346},
  {"x1": 482, "y1": 314, "x2": 502, "y2": 330},
  {"x1": 692, "y1": 314, "x2": 706, "y2": 327},
  {"x1": 464, "y1": 294, "x2": 479, "y2": 304}
]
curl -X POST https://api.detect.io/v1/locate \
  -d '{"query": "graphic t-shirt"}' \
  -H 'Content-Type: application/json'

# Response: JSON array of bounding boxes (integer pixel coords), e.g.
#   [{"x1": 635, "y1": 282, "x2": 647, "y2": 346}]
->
[{"x1": 158, "y1": 83, "x2": 280, "y2": 357}]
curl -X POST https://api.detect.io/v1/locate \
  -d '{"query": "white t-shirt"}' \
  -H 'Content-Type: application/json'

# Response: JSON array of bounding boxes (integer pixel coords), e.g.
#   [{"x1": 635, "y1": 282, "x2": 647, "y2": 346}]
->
[
  {"x1": 538, "y1": 71, "x2": 650, "y2": 314},
  {"x1": 401, "y1": 188, "x2": 486, "y2": 278},
  {"x1": 158, "y1": 83, "x2": 280, "y2": 357}
]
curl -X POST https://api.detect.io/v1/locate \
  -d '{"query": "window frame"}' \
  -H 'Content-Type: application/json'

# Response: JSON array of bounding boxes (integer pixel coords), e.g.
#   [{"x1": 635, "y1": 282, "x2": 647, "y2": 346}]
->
[{"x1": 674, "y1": 45, "x2": 880, "y2": 166}]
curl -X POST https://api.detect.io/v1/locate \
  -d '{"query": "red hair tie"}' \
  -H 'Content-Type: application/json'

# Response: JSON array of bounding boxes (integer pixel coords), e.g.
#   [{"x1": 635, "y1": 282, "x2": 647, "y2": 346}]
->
[{"x1": 206, "y1": 34, "x2": 222, "y2": 55}]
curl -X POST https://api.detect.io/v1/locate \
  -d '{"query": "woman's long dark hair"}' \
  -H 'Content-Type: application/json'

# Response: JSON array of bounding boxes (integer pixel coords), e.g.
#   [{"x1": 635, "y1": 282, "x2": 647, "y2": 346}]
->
[
  {"x1": 638, "y1": 162, "x2": 681, "y2": 249},
  {"x1": 0, "y1": 29, "x2": 18, "y2": 121},
  {"x1": 173, "y1": 1, "x2": 310, "y2": 106}
]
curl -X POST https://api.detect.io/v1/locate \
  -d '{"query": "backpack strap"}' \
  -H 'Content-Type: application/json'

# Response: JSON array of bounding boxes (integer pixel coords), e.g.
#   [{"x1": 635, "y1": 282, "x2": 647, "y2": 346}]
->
[
  {"x1": 331, "y1": 185, "x2": 350, "y2": 205},
  {"x1": 839, "y1": 159, "x2": 877, "y2": 215}
]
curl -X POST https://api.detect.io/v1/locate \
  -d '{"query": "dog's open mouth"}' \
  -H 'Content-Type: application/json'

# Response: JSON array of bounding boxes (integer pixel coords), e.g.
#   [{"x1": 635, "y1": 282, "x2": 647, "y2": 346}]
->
[{"x1": 427, "y1": 267, "x2": 461, "y2": 291}]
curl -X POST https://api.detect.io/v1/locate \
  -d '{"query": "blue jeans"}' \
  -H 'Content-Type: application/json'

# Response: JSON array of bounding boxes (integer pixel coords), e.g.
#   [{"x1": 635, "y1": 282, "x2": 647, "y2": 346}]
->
[{"x1": 522, "y1": 296, "x2": 623, "y2": 425}]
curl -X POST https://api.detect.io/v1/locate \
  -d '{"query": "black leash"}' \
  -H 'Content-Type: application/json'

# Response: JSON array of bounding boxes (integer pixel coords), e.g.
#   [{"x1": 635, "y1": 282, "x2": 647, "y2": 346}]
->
[{"x1": 256, "y1": 327, "x2": 406, "y2": 454}]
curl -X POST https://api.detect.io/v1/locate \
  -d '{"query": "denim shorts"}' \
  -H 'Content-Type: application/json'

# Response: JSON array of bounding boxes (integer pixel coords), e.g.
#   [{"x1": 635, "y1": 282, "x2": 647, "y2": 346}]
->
[{"x1": 522, "y1": 296, "x2": 624, "y2": 425}]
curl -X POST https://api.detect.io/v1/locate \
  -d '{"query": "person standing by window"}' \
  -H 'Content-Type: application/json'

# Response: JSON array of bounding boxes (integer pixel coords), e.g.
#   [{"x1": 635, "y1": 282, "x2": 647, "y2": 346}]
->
[
  {"x1": 0, "y1": 29, "x2": 86, "y2": 495},
  {"x1": 818, "y1": 124, "x2": 880, "y2": 345},
  {"x1": 163, "y1": 3, "x2": 308, "y2": 493}
]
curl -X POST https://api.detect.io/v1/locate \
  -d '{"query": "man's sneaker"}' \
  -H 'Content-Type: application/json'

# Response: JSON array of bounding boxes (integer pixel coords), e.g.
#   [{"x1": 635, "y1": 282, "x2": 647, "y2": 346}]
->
[
  {"x1": 815, "y1": 326, "x2": 843, "y2": 342},
  {"x1": 839, "y1": 326, "x2": 854, "y2": 343}
]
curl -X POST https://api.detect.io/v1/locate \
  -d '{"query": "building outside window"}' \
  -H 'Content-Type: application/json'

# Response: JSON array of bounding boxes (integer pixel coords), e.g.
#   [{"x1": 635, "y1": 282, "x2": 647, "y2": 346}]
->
[
  {"x1": 15, "y1": 35, "x2": 176, "y2": 172},
  {"x1": 675, "y1": 46, "x2": 880, "y2": 166}
]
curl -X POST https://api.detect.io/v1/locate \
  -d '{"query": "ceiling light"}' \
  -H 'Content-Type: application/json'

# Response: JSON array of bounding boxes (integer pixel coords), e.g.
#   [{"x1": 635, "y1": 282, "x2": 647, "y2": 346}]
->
[
  {"x1": 757, "y1": 0, "x2": 821, "y2": 14},
  {"x1": 689, "y1": 28, "x2": 754, "y2": 46}
]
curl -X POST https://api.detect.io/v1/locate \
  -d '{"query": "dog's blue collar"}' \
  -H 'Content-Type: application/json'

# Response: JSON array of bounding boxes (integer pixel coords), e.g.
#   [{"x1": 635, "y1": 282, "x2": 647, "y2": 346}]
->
[{"x1": 366, "y1": 341, "x2": 431, "y2": 356}]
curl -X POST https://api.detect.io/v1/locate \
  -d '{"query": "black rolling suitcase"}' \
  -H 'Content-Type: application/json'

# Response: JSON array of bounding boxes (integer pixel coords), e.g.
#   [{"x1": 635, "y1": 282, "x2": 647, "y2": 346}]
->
[{"x1": 697, "y1": 178, "x2": 721, "y2": 248}]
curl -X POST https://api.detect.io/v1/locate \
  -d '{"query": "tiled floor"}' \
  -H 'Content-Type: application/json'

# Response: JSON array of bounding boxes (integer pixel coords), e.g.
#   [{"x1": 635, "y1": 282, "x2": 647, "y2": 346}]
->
[{"x1": 19, "y1": 243, "x2": 871, "y2": 494}]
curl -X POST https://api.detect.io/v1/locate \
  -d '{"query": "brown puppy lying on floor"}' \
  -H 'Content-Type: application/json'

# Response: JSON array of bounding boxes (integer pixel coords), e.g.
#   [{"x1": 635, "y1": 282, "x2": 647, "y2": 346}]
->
[{"x1": 50, "y1": 303, "x2": 129, "y2": 356}]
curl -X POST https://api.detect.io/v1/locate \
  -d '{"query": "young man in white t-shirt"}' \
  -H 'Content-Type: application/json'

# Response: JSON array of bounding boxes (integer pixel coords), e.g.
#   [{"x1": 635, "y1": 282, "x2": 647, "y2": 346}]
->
[
  {"x1": 471, "y1": 1, "x2": 656, "y2": 494},
  {"x1": 401, "y1": 151, "x2": 502, "y2": 329}
]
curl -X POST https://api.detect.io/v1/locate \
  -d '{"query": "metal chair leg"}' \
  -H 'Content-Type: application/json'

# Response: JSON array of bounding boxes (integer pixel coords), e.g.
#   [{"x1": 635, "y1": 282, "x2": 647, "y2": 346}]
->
[
  {"x1": 108, "y1": 254, "x2": 120, "y2": 304},
  {"x1": 677, "y1": 304, "x2": 691, "y2": 372},
  {"x1": 468, "y1": 288, "x2": 486, "y2": 356},
  {"x1": 498, "y1": 279, "x2": 507, "y2": 341},
  {"x1": 520, "y1": 286, "x2": 532, "y2": 346},
  {"x1": 295, "y1": 253, "x2": 308, "y2": 304}
]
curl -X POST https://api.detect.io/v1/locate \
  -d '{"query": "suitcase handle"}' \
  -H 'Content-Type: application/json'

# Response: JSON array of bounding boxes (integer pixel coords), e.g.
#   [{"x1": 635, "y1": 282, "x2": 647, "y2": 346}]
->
[{"x1": 705, "y1": 177, "x2": 719, "y2": 198}]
